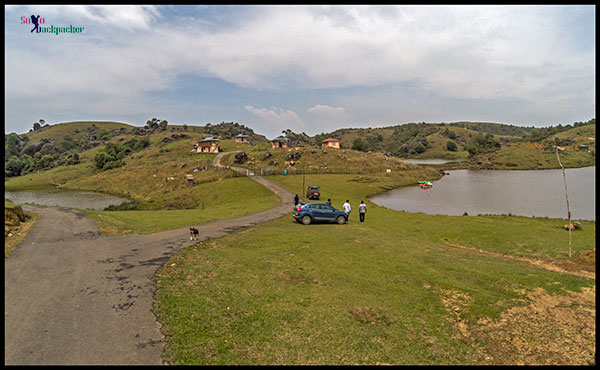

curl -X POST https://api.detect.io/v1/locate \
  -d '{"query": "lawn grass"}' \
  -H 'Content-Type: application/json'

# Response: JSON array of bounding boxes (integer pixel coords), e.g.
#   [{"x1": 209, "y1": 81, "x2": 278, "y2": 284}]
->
[
  {"x1": 154, "y1": 173, "x2": 595, "y2": 365},
  {"x1": 83, "y1": 176, "x2": 279, "y2": 235}
]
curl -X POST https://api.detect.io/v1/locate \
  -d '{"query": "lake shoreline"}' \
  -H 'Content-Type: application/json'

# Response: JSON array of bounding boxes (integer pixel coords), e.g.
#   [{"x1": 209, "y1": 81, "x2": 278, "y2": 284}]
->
[{"x1": 370, "y1": 166, "x2": 595, "y2": 221}]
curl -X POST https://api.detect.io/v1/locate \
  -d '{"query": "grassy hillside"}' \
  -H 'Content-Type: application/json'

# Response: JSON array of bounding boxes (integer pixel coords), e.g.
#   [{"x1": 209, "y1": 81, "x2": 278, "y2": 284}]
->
[
  {"x1": 5, "y1": 122, "x2": 282, "y2": 235},
  {"x1": 472, "y1": 142, "x2": 595, "y2": 170},
  {"x1": 218, "y1": 143, "x2": 422, "y2": 175},
  {"x1": 24, "y1": 121, "x2": 133, "y2": 145}
]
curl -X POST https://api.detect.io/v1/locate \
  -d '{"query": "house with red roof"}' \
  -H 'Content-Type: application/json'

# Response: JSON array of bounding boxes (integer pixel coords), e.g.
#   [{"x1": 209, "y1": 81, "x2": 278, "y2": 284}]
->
[{"x1": 321, "y1": 138, "x2": 340, "y2": 150}]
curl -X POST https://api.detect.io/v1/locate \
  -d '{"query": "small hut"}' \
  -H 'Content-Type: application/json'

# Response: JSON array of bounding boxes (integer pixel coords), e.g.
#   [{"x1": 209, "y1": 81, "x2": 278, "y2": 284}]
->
[
  {"x1": 196, "y1": 137, "x2": 220, "y2": 153},
  {"x1": 185, "y1": 174, "x2": 194, "y2": 186},
  {"x1": 271, "y1": 135, "x2": 289, "y2": 149},
  {"x1": 321, "y1": 138, "x2": 340, "y2": 150},
  {"x1": 235, "y1": 134, "x2": 249, "y2": 143}
]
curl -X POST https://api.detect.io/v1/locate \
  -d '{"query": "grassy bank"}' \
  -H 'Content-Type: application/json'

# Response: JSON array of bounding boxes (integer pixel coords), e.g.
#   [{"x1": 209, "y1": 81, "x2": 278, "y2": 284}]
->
[
  {"x1": 154, "y1": 173, "x2": 595, "y2": 365},
  {"x1": 83, "y1": 176, "x2": 279, "y2": 235},
  {"x1": 4, "y1": 200, "x2": 40, "y2": 258},
  {"x1": 477, "y1": 142, "x2": 595, "y2": 170}
]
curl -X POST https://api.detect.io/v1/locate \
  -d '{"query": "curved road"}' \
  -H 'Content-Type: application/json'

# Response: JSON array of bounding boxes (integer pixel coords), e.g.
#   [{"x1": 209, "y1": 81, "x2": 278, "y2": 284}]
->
[{"x1": 5, "y1": 152, "x2": 294, "y2": 365}]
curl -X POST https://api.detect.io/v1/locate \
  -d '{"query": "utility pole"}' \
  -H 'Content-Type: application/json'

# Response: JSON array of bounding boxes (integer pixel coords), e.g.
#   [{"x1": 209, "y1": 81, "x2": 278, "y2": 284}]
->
[
  {"x1": 555, "y1": 147, "x2": 572, "y2": 258},
  {"x1": 302, "y1": 164, "x2": 305, "y2": 199}
]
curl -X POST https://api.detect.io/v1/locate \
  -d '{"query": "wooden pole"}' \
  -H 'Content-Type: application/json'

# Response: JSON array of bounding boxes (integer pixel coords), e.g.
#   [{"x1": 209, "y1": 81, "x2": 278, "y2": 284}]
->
[
  {"x1": 555, "y1": 147, "x2": 572, "y2": 258},
  {"x1": 302, "y1": 164, "x2": 305, "y2": 199}
]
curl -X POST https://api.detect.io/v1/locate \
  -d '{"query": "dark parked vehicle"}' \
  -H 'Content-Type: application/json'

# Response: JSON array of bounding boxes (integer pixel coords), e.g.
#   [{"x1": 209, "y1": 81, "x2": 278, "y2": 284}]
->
[
  {"x1": 293, "y1": 202, "x2": 347, "y2": 225},
  {"x1": 307, "y1": 185, "x2": 320, "y2": 200}
]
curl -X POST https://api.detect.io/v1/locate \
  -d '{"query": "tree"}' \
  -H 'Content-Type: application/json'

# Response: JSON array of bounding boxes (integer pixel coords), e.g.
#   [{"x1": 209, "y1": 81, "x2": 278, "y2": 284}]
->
[
  {"x1": 5, "y1": 133, "x2": 19, "y2": 160},
  {"x1": 33, "y1": 122, "x2": 41, "y2": 131},
  {"x1": 466, "y1": 143, "x2": 480, "y2": 157},
  {"x1": 413, "y1": 144, "x2": 426, "y2": 154},
  {"x1": 352, "y1": 137, "x2": 368, "y2": 152},
  {"x1": 446, "y1": 140, "x2": 458, "y2": 151},
  {"x1": 5, "y1": 156, "x2": 24, "y2": 177},
  {"x1": 159, "y1": 120, "x2": 168, "y2": 131}
]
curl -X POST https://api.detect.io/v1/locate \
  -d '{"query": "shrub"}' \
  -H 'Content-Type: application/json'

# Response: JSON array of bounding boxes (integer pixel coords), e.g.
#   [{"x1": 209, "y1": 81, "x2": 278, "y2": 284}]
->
[{"x1": 446, "y1": 140, "x2": 458, "y2": 151}]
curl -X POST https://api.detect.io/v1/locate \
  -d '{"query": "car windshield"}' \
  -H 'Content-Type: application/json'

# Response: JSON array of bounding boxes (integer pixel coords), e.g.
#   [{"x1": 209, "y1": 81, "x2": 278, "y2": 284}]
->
[{"x1": 309, "y1": 186, "x2": 319, "y2": 190}]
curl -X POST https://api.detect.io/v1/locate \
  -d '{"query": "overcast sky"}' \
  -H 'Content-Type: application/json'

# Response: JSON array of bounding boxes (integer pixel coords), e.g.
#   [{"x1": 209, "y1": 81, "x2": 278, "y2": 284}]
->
[{"x1": 4, "y1": 5, "x2": 596, "y2": 137}]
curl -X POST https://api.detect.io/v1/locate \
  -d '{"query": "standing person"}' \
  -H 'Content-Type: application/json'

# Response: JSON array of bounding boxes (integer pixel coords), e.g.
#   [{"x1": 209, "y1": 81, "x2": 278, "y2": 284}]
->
[
  {"x1": 342, "y1": 200, "x2": 351, "y2": 218},
  {"x1": 294, "y1": 194, "x2": 299, "y2": 207},
  {"x1": 358, "y1": 200, "x2": 367, "y2": 222},
  {"x1": 326, "y1": 198, "x2": 332, "y2": 206}
]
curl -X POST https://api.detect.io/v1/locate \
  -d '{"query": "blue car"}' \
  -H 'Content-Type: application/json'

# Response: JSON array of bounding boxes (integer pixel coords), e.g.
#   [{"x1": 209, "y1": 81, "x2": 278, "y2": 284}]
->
[{"x1": 293, "y1": 202, "x2": 347, "y2": 225}]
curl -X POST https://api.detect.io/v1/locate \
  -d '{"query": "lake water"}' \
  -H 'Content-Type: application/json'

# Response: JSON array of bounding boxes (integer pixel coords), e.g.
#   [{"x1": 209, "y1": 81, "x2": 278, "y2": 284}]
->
[
  {"x1": 371, "y1": 166, "x2": 595, "y2": 221},
  {"x1": 5, "y1": 189, "x2": 129, "y2": 211}
]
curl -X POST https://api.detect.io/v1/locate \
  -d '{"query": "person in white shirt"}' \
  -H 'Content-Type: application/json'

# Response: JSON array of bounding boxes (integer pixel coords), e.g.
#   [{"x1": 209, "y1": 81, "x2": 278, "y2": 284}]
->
[
  {"x1": 342, "y1": 200, "x2": 351, "y2": 217},
  {"x1": 358, "y1": 200, "x2": 367, "y2": 222}
]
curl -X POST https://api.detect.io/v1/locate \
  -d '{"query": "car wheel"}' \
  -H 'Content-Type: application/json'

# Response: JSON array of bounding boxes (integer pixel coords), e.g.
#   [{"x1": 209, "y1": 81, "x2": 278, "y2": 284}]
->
[
  {"x1": 301, "y1": 215, "x2": 312, "y2": 225},
  {"x1": 336, "y1": 215, "x2": 346, "y2": 224}
]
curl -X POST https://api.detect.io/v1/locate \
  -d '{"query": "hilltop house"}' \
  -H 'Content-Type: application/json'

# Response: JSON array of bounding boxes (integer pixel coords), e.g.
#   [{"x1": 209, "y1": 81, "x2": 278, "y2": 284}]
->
[
  {"x1": 235, "y1": 134, "x2": 249, "y2": 143},
  {"x1": 271, "y1": 135, "x2": 289, "y2": 149},
  {"x1": 196, "y1": 137, "x2": 220, "y2": 153},
  {"x1": 321, "y1": 138, "x2": 340, "y2": 150}
]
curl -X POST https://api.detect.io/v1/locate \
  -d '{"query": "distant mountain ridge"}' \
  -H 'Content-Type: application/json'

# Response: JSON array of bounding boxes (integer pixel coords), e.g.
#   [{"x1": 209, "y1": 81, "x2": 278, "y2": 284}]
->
[{"x1": 4, "y1": 118, "x2": 595, "y2": 178}]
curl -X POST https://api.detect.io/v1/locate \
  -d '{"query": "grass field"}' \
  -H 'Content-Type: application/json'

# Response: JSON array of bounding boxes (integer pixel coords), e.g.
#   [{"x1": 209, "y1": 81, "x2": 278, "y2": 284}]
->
[
  {"x1": 83, "y1": 176, "x2": 280, "y2": 235},
  {"x1": 154, "y1": 173, "x2": 595, "y2": 365}
]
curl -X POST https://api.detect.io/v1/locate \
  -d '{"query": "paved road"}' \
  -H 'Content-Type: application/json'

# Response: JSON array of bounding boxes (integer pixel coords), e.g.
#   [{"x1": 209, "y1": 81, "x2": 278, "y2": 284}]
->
[{"x1": 5, "y1": 154, "x2": 294, "y2": 365}]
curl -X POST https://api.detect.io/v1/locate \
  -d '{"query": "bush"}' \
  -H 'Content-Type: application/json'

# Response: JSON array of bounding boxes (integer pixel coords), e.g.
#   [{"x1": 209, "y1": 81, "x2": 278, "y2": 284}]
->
[
  {"x1": 352, "y1": 137, "x2": 368, "y2": 152},
  {"x1": 446, "y1": 140, "x2": 458, "y2": 152},
  {"x1": 104, "y1": 200, "x2": 140, "y2": 211},
  {"x1": 95, "y1": 137, "x2": 149, "y2": 170},
  {"x1": 413, "y1": 144, "x2": 426, "y2": 154}
]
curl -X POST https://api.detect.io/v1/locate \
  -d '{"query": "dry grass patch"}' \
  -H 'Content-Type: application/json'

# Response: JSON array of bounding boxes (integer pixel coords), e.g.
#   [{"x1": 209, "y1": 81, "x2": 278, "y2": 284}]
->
[{"x1": 470, "y1": 286, "x2": 595, "y2": 365}]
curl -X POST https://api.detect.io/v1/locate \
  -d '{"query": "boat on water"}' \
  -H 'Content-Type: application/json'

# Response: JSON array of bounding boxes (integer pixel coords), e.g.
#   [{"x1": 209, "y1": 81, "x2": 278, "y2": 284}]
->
[{"x1": 418, "y1": 180, "x2": 433, "y2": 189}]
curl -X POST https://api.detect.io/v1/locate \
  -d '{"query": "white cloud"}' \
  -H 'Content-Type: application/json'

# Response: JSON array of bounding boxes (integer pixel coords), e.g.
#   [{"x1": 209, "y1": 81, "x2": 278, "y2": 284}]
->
[
  {"x1": 4, "y1": 5, "x2": 595, "y2": 134},
  {"x1": 245, "y1": 106, "x2": 303, "y2": 124},
  {"x1": 308, "y1": 105, "x2": 347, "y2": 122}
]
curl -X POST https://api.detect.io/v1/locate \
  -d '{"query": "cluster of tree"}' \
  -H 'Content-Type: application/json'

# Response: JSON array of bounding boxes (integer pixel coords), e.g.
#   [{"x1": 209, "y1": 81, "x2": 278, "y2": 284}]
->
[
  {"x1": 4, "y1": 134, "x2": 81, "y2": 177},
  {"x1": 525, "y1": 118, "x2": 595, "y2": 143},
  {"x1": 204, "y1": 122, "x2": 256, "y2": 140},
  {"x1": 378, "y1": 123, "x2": 438, "y2": 156},
  {"x1": 446, "y1": 121, "x2": 537, "y2": 137},
  {"x1": 30, "y1": 119, "x2": 50, "y2": 132},
  {"x1": 94, "y1": 137, "x2": 149, "y2": 170},
  {"x1": 280, "y1": 129, "x2": 314, "y2": 147},
  {"x1": 145, "y1": 118, "x2": 168, "y2": 131},
  {"x1": 465, "y1": 132, "x2": 501, "y2": 157}
]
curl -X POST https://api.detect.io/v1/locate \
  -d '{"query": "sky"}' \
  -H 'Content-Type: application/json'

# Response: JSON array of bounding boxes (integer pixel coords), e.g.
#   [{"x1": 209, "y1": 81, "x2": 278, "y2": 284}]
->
[{"x1": 4, "y1": 5, "x2": 596, "y2": 138}]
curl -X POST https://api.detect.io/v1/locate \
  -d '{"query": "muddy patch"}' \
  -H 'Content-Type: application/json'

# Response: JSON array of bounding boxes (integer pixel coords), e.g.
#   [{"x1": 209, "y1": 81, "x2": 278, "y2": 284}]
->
[
  {"x1": 348, "y1": 307, "x2": 395, "y2": 326},
  {"x1": 437, "y1": 286, "x2": 596, "y2": 365}
]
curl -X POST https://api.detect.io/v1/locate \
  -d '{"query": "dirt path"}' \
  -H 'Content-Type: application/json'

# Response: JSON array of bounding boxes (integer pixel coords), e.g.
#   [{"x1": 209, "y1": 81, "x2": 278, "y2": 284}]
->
[
  {"x1": 442, "y1": 239, "x2": 595, "y2": 280},
  {"x1": 4, "y1": 153, "x2": 294, "y2": 365}
]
